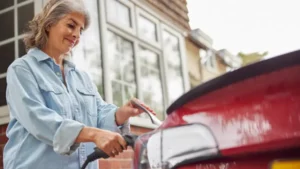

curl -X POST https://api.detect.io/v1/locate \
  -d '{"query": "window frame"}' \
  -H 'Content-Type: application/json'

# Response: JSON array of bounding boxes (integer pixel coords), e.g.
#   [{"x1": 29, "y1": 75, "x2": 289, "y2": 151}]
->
[
  {"x1": 0, "y1": 0, "x2": 39, "y2": 125},
  {"x1": 136, "y1": 7, "x2": 161, "y2": 49},
  {"x1": 137, "y1": 43, "x2": 166, "y2": 120},
  {"x1": 105, "y1": 0, "x2": 136, "y2": 36}
]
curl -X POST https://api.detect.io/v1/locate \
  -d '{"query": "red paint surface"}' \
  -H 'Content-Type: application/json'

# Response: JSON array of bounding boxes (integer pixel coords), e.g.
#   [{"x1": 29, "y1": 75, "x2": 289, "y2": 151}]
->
[{"x1": 134, "y1": 65, "x2": 300, "y2": 168}]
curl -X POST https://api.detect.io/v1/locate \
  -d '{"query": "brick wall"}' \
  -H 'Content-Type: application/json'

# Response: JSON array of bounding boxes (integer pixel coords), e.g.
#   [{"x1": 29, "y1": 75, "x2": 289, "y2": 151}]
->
[
  {"x1": 0, "y1": 124, "x2": 152, "y2": 169},
  {"x1": 0, "y1": 124, "x2": 8, "y2": 169},
  {"x1": 144, "y1": 0, "x2": 190, "y2": 30}
]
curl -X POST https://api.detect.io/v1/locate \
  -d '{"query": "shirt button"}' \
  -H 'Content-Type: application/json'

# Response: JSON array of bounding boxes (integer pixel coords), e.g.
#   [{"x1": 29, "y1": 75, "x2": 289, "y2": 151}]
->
[{"x1": 56, "y1": 72, "x2": 60, "y2": 76}]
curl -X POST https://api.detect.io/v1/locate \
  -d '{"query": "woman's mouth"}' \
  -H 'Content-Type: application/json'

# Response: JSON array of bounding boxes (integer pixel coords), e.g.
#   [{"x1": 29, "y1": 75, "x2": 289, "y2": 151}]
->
[{"x1": 65, "y1": 38, "x2": 75, "y2": 46}]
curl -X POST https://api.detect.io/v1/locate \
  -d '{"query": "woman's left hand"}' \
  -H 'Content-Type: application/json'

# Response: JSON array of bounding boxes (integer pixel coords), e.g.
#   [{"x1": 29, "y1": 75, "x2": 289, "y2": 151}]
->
[{"x1": 115, "y1": 98, "x2": 156, "y2": 126}]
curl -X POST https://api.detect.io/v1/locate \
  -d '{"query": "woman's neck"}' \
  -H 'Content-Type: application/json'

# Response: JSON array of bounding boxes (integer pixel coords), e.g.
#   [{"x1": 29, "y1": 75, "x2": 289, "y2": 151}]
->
[{"x1": 42, "y1": 45, "x2": 64, "y2": 67}]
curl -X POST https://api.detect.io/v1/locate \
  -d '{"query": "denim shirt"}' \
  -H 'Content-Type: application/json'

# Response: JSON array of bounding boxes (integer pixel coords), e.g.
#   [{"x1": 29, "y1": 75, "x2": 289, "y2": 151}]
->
[{"x1": 3, "y1": 48, "x2": 130, "y2": 169}]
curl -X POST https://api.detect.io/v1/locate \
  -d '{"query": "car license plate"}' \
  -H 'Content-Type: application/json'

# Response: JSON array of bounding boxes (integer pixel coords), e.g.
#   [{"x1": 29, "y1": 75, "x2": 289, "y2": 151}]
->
[{"x1": 271, "y1": 159, "x2": 300, "y2": 169}]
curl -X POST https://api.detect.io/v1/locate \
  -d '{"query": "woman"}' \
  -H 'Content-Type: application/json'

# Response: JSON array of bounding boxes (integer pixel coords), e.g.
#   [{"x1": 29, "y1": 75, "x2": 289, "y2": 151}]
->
[{"x1": 3, "y1": 0, "x2": 155, "y2": 169}]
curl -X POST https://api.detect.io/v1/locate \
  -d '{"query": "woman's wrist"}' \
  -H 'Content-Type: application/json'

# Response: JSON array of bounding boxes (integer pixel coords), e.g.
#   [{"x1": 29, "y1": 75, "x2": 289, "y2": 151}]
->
[
  {"x1": 75, "y1": 126, "x2": 98, "y2": 143},
  {"x1": 115, "y1": 108, "x2": 129, "y2": 126}
]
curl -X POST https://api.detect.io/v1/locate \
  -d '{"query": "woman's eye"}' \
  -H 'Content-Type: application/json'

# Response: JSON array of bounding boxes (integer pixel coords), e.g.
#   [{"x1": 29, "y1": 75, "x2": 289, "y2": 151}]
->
[{"x1": 67, "y1": 24, "x2": 75, "y2": 29}]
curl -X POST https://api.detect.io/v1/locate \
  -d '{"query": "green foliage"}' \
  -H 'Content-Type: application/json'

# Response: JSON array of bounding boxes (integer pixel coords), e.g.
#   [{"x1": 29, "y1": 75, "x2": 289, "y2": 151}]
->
[{"x1": 238, "y1": 51, "x2": 268, "y2": 66}]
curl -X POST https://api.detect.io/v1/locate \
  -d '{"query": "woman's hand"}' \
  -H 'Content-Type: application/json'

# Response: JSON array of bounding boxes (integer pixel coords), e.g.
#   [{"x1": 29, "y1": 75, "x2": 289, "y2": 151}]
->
[
  {"x1": 93, "y1": 129, "x2": 127, "y2": 157},
  {"x1": 76, "y1": 127, "x2": 127, "y2": 157},
  {"x1": 115, "y1": 98, "x2": 156, "y2": 126}
]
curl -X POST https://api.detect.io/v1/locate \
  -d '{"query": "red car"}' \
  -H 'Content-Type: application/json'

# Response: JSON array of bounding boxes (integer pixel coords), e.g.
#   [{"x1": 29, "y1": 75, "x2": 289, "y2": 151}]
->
[{"x1": 133, "y1": 50, "x2": 300, "y2": 169}]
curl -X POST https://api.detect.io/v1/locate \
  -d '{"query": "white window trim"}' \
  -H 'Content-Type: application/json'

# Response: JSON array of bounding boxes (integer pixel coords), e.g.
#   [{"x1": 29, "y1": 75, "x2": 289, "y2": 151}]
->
[
  {"x1": 0, "y1": 106, "x2": 9, "y2": 125},
  {"x1": 105, "y1": 0, "x2": 136, "y2": 36},
  {"x1": 136, "y1": 7, "x2": 161, "y2": 49},
  {"x1": 129, "y1": 116, "x2": 158, "y2": 129}
]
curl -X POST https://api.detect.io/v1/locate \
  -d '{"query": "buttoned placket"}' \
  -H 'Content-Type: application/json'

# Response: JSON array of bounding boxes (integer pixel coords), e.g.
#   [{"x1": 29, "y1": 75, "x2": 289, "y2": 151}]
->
[{"x1": 52, "y1": 61, "x2": 87, "y2": 167}]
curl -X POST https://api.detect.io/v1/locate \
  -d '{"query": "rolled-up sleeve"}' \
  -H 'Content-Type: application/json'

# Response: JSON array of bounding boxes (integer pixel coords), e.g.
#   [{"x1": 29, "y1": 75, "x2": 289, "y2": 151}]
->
[{"x1": 6, "y1": 64, "x2": 84, "y2": 155}]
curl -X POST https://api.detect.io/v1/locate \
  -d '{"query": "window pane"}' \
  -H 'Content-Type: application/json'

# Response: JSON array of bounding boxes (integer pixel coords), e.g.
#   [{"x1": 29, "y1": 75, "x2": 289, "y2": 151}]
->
[
  {"x1": 138, "y1": 15, "x2": 157, "y2": 42},
  {"x1": 124, "y1": 85, "x2": 136, "y2": 101},
  {"x1": 108, "y1": 31, "x2": 135, "y2": 84},
  {"x1": 107, "y1": 0, "x2": 131, "y2": 28},
  {"x1": 0, "y1": 78, "x2": 7, "y2": 106},
  {"x1": 112, "y1": 81, "x2": 122, "y2": 107},
  {"x1": 139, "y1": 47, "x2": 164, "y2": 120},
  {"x1": 72, "y1": 0, "x2": 104, "y2": 96},
  {"x1": 18, "y1": 2, "x2": 34, "y2": 35},
  {"x1": 108, "y1": 31, "x2": 136, "y2": 105},
  {"x1": 163, "y1": 30, "x2": 184, "y2": 103},
  {"x1": 140, "y1": 46, "x2": 159, "y2": 68},
  {"x1": 0, "y1": 10, "x2": 14, "y2": 41},
  {"x1": 0, "y1": 42, "x2": 15, "y2": 74},
  {"x1": 19, "y1": 39, "x2": 26, "y2": 56},
  {"x1": 0, "y1": 0, "x2": 13, "y2": 11}
]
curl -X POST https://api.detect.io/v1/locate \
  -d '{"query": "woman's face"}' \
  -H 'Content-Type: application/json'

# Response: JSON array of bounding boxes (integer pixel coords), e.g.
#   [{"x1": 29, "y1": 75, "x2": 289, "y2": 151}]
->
[{"x1": 46, "y1": 12, "x2": 85, "y2": 55}]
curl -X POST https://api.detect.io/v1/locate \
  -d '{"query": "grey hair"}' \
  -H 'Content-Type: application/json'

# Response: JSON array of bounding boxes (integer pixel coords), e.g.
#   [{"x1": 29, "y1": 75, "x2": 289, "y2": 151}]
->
[{"x1": 23, "y1": 0, "x2": 90, "y2": 51}]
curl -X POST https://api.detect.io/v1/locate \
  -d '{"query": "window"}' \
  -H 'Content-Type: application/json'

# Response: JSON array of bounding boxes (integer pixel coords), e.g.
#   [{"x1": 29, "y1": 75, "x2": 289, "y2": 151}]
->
[
  {"x1": 106, "y1": 0, "x2": 135, "y2": 35},
  {"x1": 107, "y1": 31, "x2": 136, "y2": 107},
  {"x1": 136, "y1": 8, "x2": 160, "y2": 48},
  {"x1": 0, "y1": 0, "x2": 35, "y2": 108},
  {"x1": 138, "y1": 16, "x2": 157, "y2": 42},
  {"x1": 103, "y1": 2, "x2": 187, "y2": 125},
  {"x1": 72, "y1": 0, "x2": 104, "y2": 96},
  {"x1": 163, "y1": 30, "x2": 185, "y2": 103},
  {"x1": 205, "y1": 50, "x2": 218, "y2": 72},
  {"x1": 139, "y1": 46, "x2": 164, "y2": 120}
]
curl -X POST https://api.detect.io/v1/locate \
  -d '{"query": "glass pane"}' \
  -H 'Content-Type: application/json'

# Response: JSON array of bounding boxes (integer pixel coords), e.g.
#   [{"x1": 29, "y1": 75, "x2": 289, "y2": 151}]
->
[
  {"x1": 0, "y1": 0, "x2": 13, "y2": 11},
  {"x1": 0, "y1": 42, "x2": 15, "y2": 74},
  {"x1": 112, "y1": 81, "x2": 122, "y2": 107},
  {"x1": 0, "y1": 78, "x2": 7, "y2": 106},
  {"x1": 124, "y1": 85, "x2": 136, "y2": 101},
  {"x1": 72, "y1": 0, "x2": 104, "y2": 96},
  {"x1": 163, "y1": 30, "x2": 184, "y2": 103},
  {"x1": 138, "y1": 15, "x2": 157, "y2": 42},
  {"x1": 107, "y1": 0, "x2": 131, "y2": 28},
  {"x1": 108, "y1": 31, "x2": 135, "y2": 83},
  {"x1": 139, "y1": 47, "x2": 164, "y2": 120},
  {"x1": 123, "y1": 60, "x2": 135, "y2": 83},
  {"x1": 140, "y1": 46, "x2": 159, "y2": 68},
  {"x1": 19, "y1": 39, "x2": 26, "y2": 56},
  {"x1": 0, "y1": 10, "x2": 14, "y2": 41},
  {"x1": 18, "y1": 2, "x2": 34, "y2": 35}
]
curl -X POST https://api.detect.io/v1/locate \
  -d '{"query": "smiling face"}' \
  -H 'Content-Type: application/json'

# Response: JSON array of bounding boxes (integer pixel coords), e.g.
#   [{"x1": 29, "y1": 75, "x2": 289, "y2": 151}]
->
[{"x1": 46, "y1": 12, "x2": 85, "y2": 55}]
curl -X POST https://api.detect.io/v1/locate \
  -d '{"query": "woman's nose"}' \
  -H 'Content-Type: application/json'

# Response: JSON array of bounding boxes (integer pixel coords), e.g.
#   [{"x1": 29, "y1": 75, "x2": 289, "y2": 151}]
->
[{"x1": 72, "y1": 29, "x2": 81, "y2": 39}]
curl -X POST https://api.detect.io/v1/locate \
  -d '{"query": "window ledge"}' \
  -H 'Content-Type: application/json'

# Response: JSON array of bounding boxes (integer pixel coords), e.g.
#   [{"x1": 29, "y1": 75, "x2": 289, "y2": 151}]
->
[
  {"x1": 0, "y1": 106, "x2": 9, "y2": 125},
  {"x1": 129, "y1": 116, "x2": 159, "y2": 129}
]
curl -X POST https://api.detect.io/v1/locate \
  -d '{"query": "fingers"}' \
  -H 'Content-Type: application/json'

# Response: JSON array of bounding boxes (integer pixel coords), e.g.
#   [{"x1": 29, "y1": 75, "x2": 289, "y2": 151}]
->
[
  {"x1": 130, "y1": 98, "x2": 157, "y2": 116},
  {"x1": 95, "y1": 131, "x2": 126, "y2": 158},
  {"x1": 117, "y1": 134, "x2": 127, "y2": 150}
]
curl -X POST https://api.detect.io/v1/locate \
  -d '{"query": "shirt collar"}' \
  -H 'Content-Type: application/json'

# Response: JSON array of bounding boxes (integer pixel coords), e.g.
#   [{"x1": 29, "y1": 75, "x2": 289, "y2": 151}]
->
[
  {"x1": 28, "y1": 47, "x2": 76, "y2": 70},
  {"x1": 28, "y1": 47, "x2": 51, "y2": 62}
]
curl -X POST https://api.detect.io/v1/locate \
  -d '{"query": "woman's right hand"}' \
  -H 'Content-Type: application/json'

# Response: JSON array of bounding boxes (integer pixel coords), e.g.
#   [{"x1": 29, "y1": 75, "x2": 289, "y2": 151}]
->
[
  {"x1": 75, "y1": 127, "x2": 127, "y2": 157},
  {"x1": 93, "y1": 129, "x2": 127, "y2": 157}
]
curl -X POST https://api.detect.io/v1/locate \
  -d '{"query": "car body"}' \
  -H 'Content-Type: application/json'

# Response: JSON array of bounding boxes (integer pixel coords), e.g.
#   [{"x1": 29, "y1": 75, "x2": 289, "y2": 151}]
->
[{"x1": 133, "y1": 50, "x2": 300, "y2": 169}]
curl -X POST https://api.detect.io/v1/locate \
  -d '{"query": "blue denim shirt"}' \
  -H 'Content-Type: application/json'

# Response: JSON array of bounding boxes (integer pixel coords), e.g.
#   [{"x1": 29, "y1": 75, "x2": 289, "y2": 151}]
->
[{"x1": 3, "y1": 48, "x2": 130, "y2": 169}]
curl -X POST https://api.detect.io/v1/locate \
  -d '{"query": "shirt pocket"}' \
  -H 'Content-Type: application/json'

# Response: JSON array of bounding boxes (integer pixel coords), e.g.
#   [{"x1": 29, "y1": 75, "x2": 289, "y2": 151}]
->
[
  {"x1": 38, "y1": 83, "x2": 66, "y2": 117},
  {"x1": 76, "y1": 87, "x2": 97, "y2": 117}
]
